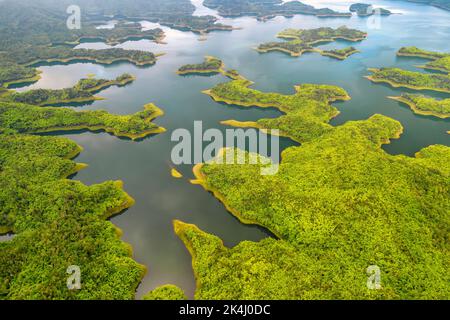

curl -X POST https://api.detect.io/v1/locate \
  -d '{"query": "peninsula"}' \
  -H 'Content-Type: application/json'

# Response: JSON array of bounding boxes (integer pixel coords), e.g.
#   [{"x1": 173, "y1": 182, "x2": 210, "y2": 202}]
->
[
  {"x1": 0, "y1": 134, "x2": 146, "y2": 299},
  {"x1": 398, "y1": 47, "x2": 450, "y2": 73},
  {"x1": 389, "y1": 94, "x2": 450, "y2": 118},
  {"x1": 179, "y1": 114, "x2": 450, "y2": 299},
  {"x1": 0, "y1": 101, "x2": 165, "y2": 140},
  {"x1": 1, "y1": 74, "x2": 136, "y2": 106},
  {"x1": 202, "y1": 66, "x2": 350, "y2": 143},
  {"x1": 366, "y1": 67, "x2": 450, "y2": 93}
]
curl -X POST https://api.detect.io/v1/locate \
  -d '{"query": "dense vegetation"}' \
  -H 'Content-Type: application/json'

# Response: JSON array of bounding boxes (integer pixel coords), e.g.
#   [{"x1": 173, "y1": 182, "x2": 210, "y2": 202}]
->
[
  {"x1": 0, "y1": 0, "x2": 231, "y2": 47},
  {"x1": 321, "y1": 47, "x2": 359, "y2": 60},
  {"x1": 181, "y1": 113, "x2": 450, "y2": 299},
  {"x1": 257, "y1": 26, "x2": 367, "y2": 59},
  {"x1": 203, "y1": 0, "x2": 352, "y2": 20},
  {"x1": 205, "y1": 73, "x2": 349, "y2": 143},
  {"x1": 143, "y1": 285, "x2": 187, "y2": 300},
  {"x1": 1, "y1": 74, "x2": 135, "y2": 106},
  {"x1": 178, "y1": 56, "x2": 224, "y2": 75},
  {"x1": 398, "y1": 47, "x2": 450, "y2": 73},
  {"x1": 367, "y1": 68, "x2": 450, "y2": 93},
  {"x1": 349, "y1": 3, "x2": 392, "y2": 16},
  {"x1": 2, "y1": 47, "x2": 157, "y2": 67},
  {"x1": 391, "y1": 94, "x2": 450, "y2": 118},
  {"x1": 0, "y1": 134, "x2": 146, "y2": 299},
  {"x1": 0, "y1": 101, "x2": 164, "y2": 140}
]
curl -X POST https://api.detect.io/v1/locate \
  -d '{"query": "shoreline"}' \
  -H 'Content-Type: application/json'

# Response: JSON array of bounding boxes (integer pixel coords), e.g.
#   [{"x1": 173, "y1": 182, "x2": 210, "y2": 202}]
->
[
  {"x1": 365, "y1": 70, "x2": 450, "y2": 94},
  {"x1": 190, "y1": 162, "x2": 283, "y2": 239},
  {"x1": 18, "y1": 103, "x2": 166, "y2": 140},
  {"x1": 23, "y1": 56, "x2": 157, "y2": 68},
  {"x1": 3, "y1": 70, "x2": 43, "y2": 89},
  {"x1": 388, "y1": 96, "x2": 450, "y2": 119}
]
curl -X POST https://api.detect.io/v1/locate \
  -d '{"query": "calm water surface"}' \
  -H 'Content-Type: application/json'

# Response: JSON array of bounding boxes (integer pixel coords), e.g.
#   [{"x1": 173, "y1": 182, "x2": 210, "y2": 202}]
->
[{"x1": 12, "y1": 0, "x2": 450, "y2": 298}]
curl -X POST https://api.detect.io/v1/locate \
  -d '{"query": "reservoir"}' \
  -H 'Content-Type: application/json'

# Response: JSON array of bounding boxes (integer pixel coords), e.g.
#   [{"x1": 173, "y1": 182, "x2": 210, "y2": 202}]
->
[{"x1": 14, "y1": 0, "x2": 449, "y2": 298}]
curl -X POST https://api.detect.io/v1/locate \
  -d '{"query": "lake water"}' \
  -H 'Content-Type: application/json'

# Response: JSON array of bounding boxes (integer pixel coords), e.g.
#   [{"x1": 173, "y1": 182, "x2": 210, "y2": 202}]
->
[{"x1": 11, "y1": 0, "x2": 450, "y2": 298}]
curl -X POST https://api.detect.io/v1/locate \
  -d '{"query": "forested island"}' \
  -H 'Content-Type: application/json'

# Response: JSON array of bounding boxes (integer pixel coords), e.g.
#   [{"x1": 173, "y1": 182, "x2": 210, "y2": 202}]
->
[
  {"x1": 257, "y1": 26, "x2": 367, "y2": 60},
  {"x1": 177, "y1": 56, "x2": 224, "y2": 75},
  {"x1": 389, "y1": 94, "x2": 450, "y2": 118},
  {"x1": 366, "y1": 68, "x2": 450, "y2": 93},
  {"x1": 349, "y1": 3, "x2": 392, "y2": 16},
  {"x1": 398, "y1": 47, "x2": 450, "y2": 73},
  {"x1": 203, "y1": 0, "x2": 352, "y2": 20},
  {"x1": 1, "y1": 74, "x2": 135, "y2": 106},
  {"x1": 0, "y1": 101, "x2": 165, "y2": 140}
]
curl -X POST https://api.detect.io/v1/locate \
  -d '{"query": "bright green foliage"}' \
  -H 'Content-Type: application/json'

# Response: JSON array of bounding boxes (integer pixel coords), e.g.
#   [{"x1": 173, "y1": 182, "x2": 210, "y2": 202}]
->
[
  {"x1": 0, "y1": 134, "x2": 145, "y2": 299},
  {"x1": 257, "y1": 26, "x2": 367, "y2": 59},
  {"x1": 398, "y1": 46, "x2": 447, "y2": 60},
  {"x1": 368, "y1": 68, "x2": 450, "y2": 93},
  {"x1": 425, "y1": 56, "x2": 450, "y2": 73},
  {"x1": 203, "y1": 0, "x2": 351, "y2": 19},
  {"x1": 396, "y1": 94, "x2": 450, "y2": 118},
  {"x1": 0, "y1": 101, "x2": 163, "y2": 139},
  {"x1": 181, "y1": 115, "x2": 450, "y2": 299},
  {"x1": 398, "y1": 47, "x2": 450, "y2": 73},
  {"x1": 178, "y1": 57, "x2": 223, "y2": 74},
  {"x1": 143, "y1": 285, "x2": 187, "y2": 300},
  {"x1": 321, "y1": 47, "x2": 359, "y2": 60},
  {"x1": 1, "y1": 74, "x2": 135, "y2": 106},
  {"x1": 208, "y1": 78, "x2": 349, "y2": 142}
]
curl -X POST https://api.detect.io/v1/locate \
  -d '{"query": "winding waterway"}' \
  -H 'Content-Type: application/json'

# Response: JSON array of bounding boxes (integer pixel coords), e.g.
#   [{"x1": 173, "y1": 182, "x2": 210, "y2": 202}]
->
[{"x1": 12, "y1": 0, "x2": 449, "y2": 298}]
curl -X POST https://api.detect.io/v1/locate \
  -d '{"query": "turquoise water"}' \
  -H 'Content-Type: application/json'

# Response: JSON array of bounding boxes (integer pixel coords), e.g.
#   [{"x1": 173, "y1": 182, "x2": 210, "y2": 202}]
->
[{"x1": 13, "y1": 0, "x2": 449, "y2": 298}]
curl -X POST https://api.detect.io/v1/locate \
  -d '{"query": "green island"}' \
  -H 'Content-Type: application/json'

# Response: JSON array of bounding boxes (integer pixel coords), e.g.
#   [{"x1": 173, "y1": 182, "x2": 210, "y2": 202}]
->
[
  {"x1": 203, "y1": 68, "x2": 350, "y2": 143},
  {"x1": 320, "y1": 47, "x2": 360, "y2": 60},
  {"x1": 256, "y1": 26, "x2": 367, "y2": 60},
  {"x1": 349, "y1": 3, "x2": 392, "y2": 16},
  {"x1": 366, "y1": 67, "x2": 450, "y2": 93},
  {"x1": 398, "y1": 47, "x2": 450, "y2": 73},
  {"x1": 177, "y1": 56, "x2": 225, "y2": 75},
  {"x1": 0, "y1": 101, "x2": 165, "y2": 140},
  {"x1": 0, "y1": 134, "x2": 146, "y2": 299},
  {"x1": 203, "y1": 0, "x2": 352, "y2": 20},
  {"x1": 389, "y1": 94, "x2": 450, "y2": 118},
  {"x1": 179, "y1": 114, "x2": 450, "y2": 299},
  {"x1": 0, "y1": 74, "x2": 135, "y2": 106},
  {"x1": 143, "y1": 285, "x2": 187, "y2": 300}
]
